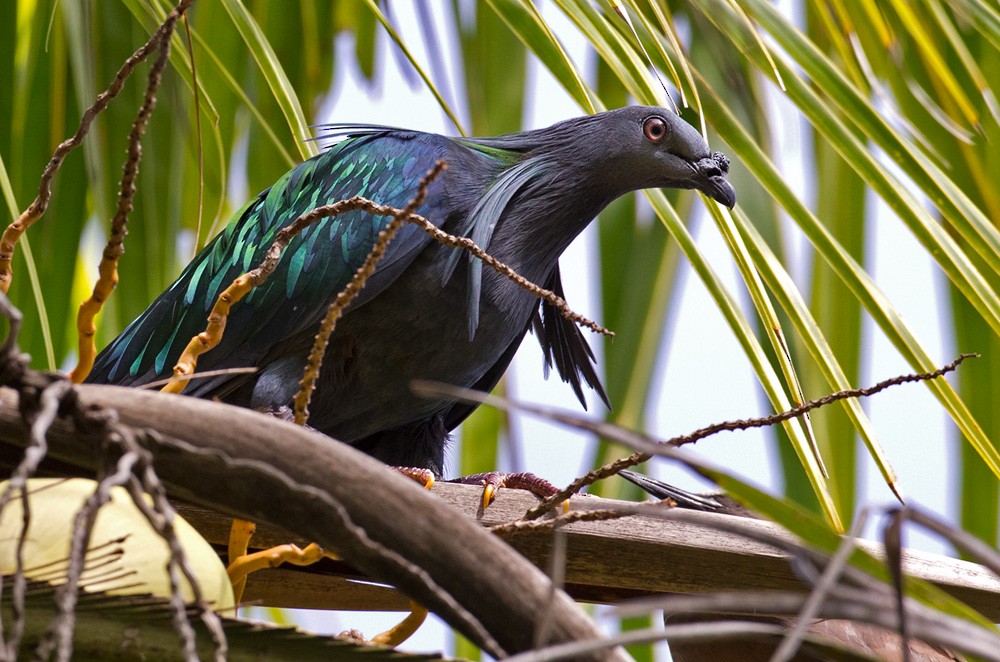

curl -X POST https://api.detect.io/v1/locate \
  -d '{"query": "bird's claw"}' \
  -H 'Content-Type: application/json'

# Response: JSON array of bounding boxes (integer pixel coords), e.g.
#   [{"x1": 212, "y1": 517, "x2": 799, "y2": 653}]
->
[
  {"x1": 393, "y1": 466, "x2": 436, "y2": 489},
  {"x1": 482, "y1": 483, "x2": 497, "y2": 509},
  {"x1": 394, "y1": 467, "x2": 568, "y2": 510},
  {"x1": 449, "y1": 471, "x2": 568, "y2": 511}
]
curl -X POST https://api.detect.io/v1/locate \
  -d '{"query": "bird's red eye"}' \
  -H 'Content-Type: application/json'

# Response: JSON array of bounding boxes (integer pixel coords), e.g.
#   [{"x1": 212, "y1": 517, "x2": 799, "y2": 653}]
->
[{"x1": 643, "y1": 117, "x2": 668, "y2": 143}]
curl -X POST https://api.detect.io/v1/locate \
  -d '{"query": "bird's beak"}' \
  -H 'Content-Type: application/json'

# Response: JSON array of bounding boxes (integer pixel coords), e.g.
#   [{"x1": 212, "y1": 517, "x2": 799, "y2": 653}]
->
[{"x1": 692, "y1": 153, "x2": 737, "y2": 209}]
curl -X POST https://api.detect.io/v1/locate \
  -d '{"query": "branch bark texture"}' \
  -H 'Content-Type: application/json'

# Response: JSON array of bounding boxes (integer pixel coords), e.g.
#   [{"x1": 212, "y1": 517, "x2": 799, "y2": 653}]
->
[{"x1": 0, "y1": 384, "x2": 622, "y2": 660}]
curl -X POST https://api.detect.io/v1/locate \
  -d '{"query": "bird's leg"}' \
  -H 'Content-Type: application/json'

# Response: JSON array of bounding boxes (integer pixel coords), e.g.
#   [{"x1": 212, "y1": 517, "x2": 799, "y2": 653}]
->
[
  {"x1": 225, "y1": 408, "x2": 343, "y2": 605},
  {"x1": 226, "y1": 402, "x2": 300, "y2": 607},
  {"x1": 448, "y1": 471, "x2": 565, "y2": 510},
  {"x1": 394, "y1": 466, "x2": 567, "y2": 512}
]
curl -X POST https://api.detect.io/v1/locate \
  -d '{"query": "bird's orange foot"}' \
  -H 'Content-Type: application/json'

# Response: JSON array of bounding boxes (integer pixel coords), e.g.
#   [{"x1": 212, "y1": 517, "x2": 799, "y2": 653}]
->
[{"x1": 448, "y1": 471, "x2": 564, "y2": 510}]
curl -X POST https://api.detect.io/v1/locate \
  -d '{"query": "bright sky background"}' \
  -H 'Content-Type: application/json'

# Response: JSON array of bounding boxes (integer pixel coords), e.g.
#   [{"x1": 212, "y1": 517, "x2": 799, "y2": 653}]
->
[{"x1": 246, "y1": 1, "x2": 960, "y2": 658}]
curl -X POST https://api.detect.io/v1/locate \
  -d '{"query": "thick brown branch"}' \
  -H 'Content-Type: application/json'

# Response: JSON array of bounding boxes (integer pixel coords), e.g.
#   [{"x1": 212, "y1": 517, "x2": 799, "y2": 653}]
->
[{"x1": 0, "y1": 384, "x2": 621, "y2": 659}]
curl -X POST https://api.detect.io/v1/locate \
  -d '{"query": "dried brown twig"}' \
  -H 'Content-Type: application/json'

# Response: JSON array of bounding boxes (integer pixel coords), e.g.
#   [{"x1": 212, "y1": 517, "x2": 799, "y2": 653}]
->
[
  {"x1": 293, "y1": 161, "x2": 447, "y2": 424},
  {"x1": 184, "y1": 163, "x2": 463, "y2": 610},
  {"x1": 413, "y1": 353, "x2": 976, "y2": 521},
  {"x1": 376, "y1": 201, "x2": 614, "y2": 338},
  {"x1": 489, "y1": 501, "x2": 667, "y2": 536},
  {"x1": 0, "y1": 0, "x2": 195, "y2": 296},
  {"x1": 69, "y1": 1, "x2": 186, "y2": 384},
  {"x1": 157, "y1": 164, "x2": 442, "y2": 396},
  {"x1": 0, "y1": 4, "x2": 221, "y2": 654},
  {"x1": 525, "y1": 353, "x2": 975, "y2": 520}
]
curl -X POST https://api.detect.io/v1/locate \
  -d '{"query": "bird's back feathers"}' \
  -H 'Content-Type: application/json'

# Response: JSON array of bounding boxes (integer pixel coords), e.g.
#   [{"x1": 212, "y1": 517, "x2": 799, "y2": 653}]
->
[
  {"x1": 88, "y1": 129, "x2": 454, "y2": 388},
  {"x1": 87, "y1": 124, "x2": 607, "y2": 413}
]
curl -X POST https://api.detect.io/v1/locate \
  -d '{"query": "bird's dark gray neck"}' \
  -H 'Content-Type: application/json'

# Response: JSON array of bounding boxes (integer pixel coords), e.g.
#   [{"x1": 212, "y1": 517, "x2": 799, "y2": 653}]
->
[{"x1": 488, "y1": 172, "x2": 615, "y2": 283}]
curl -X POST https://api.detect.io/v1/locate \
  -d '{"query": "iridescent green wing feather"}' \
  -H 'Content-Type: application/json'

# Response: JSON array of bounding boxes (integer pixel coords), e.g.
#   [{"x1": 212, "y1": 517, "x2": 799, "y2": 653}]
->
[{"x1": 87, "y1": 130, "x2": 453, "y2": 388}]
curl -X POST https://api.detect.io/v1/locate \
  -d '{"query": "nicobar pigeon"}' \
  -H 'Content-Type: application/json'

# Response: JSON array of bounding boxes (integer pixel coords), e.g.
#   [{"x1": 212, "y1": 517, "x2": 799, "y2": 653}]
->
[{"x1": 86, "y1": 107, "x2": 736, "y2": 477}]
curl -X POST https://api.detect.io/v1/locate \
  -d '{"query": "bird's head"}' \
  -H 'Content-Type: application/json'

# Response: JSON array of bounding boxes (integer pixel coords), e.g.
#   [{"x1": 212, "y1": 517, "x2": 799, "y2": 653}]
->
[{"x1": 531, "y1": 106, "x2": 737, "y2": 209}]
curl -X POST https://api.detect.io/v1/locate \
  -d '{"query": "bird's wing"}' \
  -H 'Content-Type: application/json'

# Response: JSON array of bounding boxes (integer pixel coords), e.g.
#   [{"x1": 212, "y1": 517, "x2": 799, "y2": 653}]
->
[
  {"x1": 531, "y1": 266, "x2": 610, "y2": 410},
  {"x1": 87, "y1": 130, "x2": 454, "y2": 391}
]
